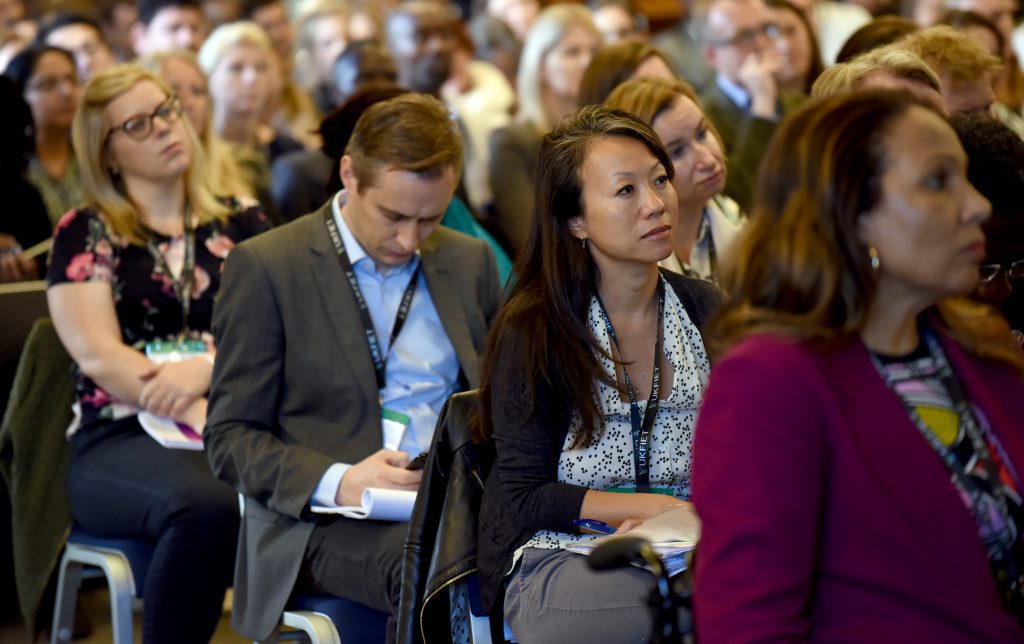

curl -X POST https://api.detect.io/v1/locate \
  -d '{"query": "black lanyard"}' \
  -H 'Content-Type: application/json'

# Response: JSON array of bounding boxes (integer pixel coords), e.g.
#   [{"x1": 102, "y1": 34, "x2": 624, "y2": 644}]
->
[
  {"x1": 147, "y1": 206, "x2": 195, "y2": 338},
  {"x1": 324, "y1": 208, "x2": 421, "y2": 391},
  {"x1": 595, "y1": 279, "x2": 665, "y2": 493}
]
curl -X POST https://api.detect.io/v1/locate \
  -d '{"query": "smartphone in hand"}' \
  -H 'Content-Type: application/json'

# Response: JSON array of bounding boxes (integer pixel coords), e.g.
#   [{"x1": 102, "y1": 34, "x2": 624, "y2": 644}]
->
[{"x1": 405, "y1": 452, "x2": 428, "y2": 471}]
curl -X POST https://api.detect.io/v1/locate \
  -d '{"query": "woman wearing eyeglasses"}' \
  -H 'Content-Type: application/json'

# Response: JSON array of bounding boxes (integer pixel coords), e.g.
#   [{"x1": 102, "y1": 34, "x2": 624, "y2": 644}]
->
[
  {"x1": 3, "y1": 45, "x2": 85, "y2": 225},
  {"x1": 45, "y1": 64, "x2": 268, "y2": 643},
  {"x1": 952, "y1": 112, "x2": 1024, "y2": 346}
]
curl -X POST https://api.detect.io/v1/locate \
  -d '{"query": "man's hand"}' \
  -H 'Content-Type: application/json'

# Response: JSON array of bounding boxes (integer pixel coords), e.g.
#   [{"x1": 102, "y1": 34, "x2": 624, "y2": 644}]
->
[
  {"x1": 737, "y1": 48, "x2": 783, "y2": 119},
  {"x1": 335, "y1": 449, "x2": 423, "y2": 506}
]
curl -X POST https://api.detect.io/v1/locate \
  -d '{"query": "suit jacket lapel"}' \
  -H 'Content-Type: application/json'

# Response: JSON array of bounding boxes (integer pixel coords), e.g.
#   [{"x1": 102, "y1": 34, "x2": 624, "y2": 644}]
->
[
  {"x1": 420, "y1": 235, "x2": 480, "y2": 389},
  {"x1": 307, "y1": 203, "x2": 381, "y2": 415}
]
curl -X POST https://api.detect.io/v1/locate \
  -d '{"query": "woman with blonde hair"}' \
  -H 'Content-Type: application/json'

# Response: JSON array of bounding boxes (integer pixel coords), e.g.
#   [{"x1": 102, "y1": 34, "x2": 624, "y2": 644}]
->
[
  {"x1": 607, "y1": 76, "x2": 745, "y2": 282},
  {"x1": 487, "y1": 3, "x2": 600, "y2": 256},
  {"x1": 199, "y1": 20, "x2": 303, "y2": 221},
  {"x1": 136, "y1": 48, "x2": 253, "y2": 200},
  {"x1": 692, "y1": 89, "x2": 1024, "y2": 640},
  {"x1": 46, "y1": 64, "x2": 268, "y2": 643}
]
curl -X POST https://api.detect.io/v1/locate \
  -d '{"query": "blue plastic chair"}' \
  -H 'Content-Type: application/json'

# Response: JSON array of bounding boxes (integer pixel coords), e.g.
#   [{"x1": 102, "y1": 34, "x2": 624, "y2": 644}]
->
[
  {"x1": 277, "y1": 594, "x2": 387, "y2": 644},
  {"x1": 51, "y1": 525, "x2": 155, "y2": 644}
]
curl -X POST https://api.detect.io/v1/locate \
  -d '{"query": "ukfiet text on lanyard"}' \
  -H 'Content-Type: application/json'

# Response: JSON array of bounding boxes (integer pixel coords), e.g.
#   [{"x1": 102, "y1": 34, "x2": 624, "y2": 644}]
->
[
  {"x1": 596, "y1": 279, "x2": 665, "y2": 494},
  {"x1": 323, "y1": 209, "x2": 421, "y2": 392}
]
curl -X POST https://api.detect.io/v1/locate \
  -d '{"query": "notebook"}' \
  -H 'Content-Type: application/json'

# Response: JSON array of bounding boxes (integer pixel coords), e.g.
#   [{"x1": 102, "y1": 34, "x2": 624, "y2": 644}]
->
[
  {"x1": 311, "y1": 487, "x2": 416, "y2": 522},
  {"x1": 137, "y1": 411, "x2": 204, "y2": 450}
]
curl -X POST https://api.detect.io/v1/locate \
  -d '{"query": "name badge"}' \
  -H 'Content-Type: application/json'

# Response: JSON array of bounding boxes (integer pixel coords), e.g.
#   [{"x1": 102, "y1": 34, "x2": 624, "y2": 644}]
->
[
  {"x1": 144, "y1": 339, "x2": 207, "y2": 364},
  {"x1": 381, "y1": 408, "x2": 411, "y2": 451}
]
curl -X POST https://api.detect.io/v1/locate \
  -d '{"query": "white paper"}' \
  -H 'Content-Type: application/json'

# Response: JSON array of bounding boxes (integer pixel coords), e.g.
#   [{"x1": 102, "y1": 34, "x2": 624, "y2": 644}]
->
[
  {"x1": 137, "y1": 411, "x2": 204, "y2": 450},
  {"x1": 311, "y1": 487, "x2": 416, "y2": 522},
  {"x1": 566, "y1": 505, "x2": 701, "y2": 558}
]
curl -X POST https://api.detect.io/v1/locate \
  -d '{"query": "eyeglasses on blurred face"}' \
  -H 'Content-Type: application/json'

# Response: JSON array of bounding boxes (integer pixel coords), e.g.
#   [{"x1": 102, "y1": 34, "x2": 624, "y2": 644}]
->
[
  {"x1": 979, "y1": 260, "x2": 1024, "y2": 285},
  {"x1": 708, "y1": 22, "x2": 780, "y2": 48}
]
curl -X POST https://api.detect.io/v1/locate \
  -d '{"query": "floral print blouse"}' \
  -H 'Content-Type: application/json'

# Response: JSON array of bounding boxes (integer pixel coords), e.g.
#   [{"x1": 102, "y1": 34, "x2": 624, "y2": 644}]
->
[{"x1": 46, "y1": 198, "x2": 269, "y2": 432}]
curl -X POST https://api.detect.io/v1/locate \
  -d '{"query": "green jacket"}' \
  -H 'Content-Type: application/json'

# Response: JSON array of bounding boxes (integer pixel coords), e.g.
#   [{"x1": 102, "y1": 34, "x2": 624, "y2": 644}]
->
[{"x1": 0, "y1": 318, "x2": 74, "y2": 637}]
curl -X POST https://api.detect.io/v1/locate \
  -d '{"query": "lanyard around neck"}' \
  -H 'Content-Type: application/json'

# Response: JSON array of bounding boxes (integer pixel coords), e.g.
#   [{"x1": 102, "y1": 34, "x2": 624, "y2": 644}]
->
[
  {"x1": 323, "y1": 208, "x2": 421, "y2": 391},
  {"x1": 868, "y1": 330, "x2": 1023, "y2": 613},
  {"x1": 146, "y1": 206, "x2": 195, "y2": 339},
  {"x1": 595, "y1": 279, "x2": 665, "y2": 493}
]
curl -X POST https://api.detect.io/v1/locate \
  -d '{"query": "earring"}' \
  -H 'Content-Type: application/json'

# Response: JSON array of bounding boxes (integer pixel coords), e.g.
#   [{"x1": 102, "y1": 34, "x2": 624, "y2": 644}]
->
[
  {"x1": 868, "y1": 245, "x2": 880, "y2": 272},
  {"x1": 579, "y1": 237, "x2": 588, "y2": 250}
]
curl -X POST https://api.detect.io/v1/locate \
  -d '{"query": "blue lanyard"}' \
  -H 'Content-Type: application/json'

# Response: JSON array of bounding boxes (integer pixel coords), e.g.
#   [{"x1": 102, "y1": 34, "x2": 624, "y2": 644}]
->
[{"x1": 595, "y1": 279, "x2": 665, "y2": 493}]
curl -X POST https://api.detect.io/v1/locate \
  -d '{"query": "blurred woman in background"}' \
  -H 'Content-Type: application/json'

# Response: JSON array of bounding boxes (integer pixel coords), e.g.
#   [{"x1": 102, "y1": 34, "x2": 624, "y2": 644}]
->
[
  {"x1": 199, "y1": 21, "x2": 302, "y2": 223},
  {"x1": 578, "y1": 40, "x2": 675, "y2": 106},
  {"x1": 4, "y1": 45, "x2": 84, "y2": 225},
  {"x1": 137, "y1": 49, "x2": 253, "y2": 201},
  {"x1": 487, "y1": 3, "x2": 600, "y2": 256},
  {"x1": 607, "y1": 76, "x2": 747, "y2": 283},
  {"x1": 767, "y1": 0, "x2": 825, "y2": 94}
]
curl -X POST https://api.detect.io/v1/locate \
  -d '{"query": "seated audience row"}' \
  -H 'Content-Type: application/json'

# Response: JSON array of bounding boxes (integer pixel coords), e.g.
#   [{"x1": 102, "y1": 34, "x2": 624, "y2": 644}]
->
[{"x1": 0, "y1": 0, "x2": 1022, "y2": 641}]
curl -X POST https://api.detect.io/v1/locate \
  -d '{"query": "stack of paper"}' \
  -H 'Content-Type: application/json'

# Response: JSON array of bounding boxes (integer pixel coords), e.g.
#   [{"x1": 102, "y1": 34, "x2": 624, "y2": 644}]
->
[
  {"x1": 567, "y1": 505, "x2": 700, "y2": 576},
  {"x1": 137, "y1": 412, "x2": 204, "y2": 450},
  {"x1": 311, "y1": 488, "x2": 416, "y2": 522}
]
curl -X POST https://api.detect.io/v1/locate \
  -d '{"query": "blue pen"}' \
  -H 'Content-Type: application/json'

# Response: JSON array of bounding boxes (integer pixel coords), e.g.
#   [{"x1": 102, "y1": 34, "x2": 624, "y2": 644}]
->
[{"x1": 573, "y1": 518, "x2": 616, "y2": 535}]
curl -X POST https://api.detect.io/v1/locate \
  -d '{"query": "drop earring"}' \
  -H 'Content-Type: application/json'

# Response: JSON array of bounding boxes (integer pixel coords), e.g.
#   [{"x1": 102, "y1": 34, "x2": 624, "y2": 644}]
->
[
  {"x1": 868, "y1": 245, "x2": 880, "y2": 272},
  {"x1": 579, "y1": 237, "x2": 588, "y2": 250}
]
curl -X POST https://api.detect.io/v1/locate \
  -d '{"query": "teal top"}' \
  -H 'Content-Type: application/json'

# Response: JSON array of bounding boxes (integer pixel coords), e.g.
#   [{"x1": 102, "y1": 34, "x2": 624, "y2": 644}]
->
[{"x1": 442, "y1": 196, "x2": 513, "y2": 286}]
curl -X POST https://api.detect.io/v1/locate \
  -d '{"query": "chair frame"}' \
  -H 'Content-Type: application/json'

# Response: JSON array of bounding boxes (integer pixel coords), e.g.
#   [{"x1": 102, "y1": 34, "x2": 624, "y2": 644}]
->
[
  {"x1": 272, "y1": 610, "x2": 341, "y2": 644},
  {"x1": 51, "y1": 542, "x2": 139, "y2": 644}
]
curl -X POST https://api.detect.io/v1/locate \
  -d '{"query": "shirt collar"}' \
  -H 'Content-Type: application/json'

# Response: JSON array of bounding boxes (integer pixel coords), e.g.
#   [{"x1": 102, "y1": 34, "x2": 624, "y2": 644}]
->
[
  {"x1": 695, "y1": 209, "x2": 712, "y2": 247},
  {"x1": 331, "y1": 190, "x2": 370, "y2": 268},
  {"x1": 715, "y1": 73, "x2": 751, "y2": 111}
]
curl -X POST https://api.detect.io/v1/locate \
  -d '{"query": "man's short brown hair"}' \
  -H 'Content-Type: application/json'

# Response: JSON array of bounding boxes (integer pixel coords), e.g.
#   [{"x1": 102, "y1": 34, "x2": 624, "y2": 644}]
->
[{"x1": 344, "y1": 92, "x2": 463, "y2": 193}]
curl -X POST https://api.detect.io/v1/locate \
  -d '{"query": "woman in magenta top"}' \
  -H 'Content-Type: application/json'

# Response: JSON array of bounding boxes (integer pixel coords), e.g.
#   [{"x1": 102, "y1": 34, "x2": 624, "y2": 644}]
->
[{"x1": 692, "y1": 90, "x2": 1024, "y2": 641}]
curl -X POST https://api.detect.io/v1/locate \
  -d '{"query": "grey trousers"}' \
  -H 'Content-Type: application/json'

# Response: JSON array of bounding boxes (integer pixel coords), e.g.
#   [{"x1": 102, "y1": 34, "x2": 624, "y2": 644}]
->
[{"x1": 505, "y1": 547, "x2": 679, "y2": 644}]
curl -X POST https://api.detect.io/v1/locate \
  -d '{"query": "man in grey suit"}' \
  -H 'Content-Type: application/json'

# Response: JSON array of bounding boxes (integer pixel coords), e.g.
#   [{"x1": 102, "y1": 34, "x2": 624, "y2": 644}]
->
[
  {"x1": 696, "y1": 0, "x2": 805, "y2": 211},
  {"x1": 205, "y1": 93, "x2": 502, "y2": 642}
]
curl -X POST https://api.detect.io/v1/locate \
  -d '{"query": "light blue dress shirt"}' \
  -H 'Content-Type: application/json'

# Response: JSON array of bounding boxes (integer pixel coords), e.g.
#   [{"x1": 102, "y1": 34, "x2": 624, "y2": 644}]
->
[
  {"x1": 312, "y1": 191, "x2": 461, "y2": 507},
  {"x1": 715, "y1": 73, "x2": 752, "y2": 111}
]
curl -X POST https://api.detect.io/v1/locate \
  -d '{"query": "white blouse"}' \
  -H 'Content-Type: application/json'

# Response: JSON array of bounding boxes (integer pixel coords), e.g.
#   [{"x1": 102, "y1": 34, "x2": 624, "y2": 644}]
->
[{"x1": 511, "y1": 276, "x2": 711, "y2": 564}]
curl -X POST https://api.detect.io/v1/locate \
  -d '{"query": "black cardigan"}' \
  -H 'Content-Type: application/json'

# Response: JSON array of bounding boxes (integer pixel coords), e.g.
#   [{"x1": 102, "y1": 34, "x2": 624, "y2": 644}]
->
[{"x1": 476, "y1": 269, "x2": 721, "y2": 611}]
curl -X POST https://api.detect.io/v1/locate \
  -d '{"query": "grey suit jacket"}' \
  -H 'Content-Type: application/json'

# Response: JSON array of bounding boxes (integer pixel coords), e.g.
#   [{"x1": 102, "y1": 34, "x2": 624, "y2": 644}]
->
[
  {"x1": 487, "y1": 121, "x2": 542, "y2": 257},
  {"x1": 699, "y1": 82, "x2": 806, "y2": 213},
  {"x1": 205, "y1": 201, "x2": 502, "y2": 640}
]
